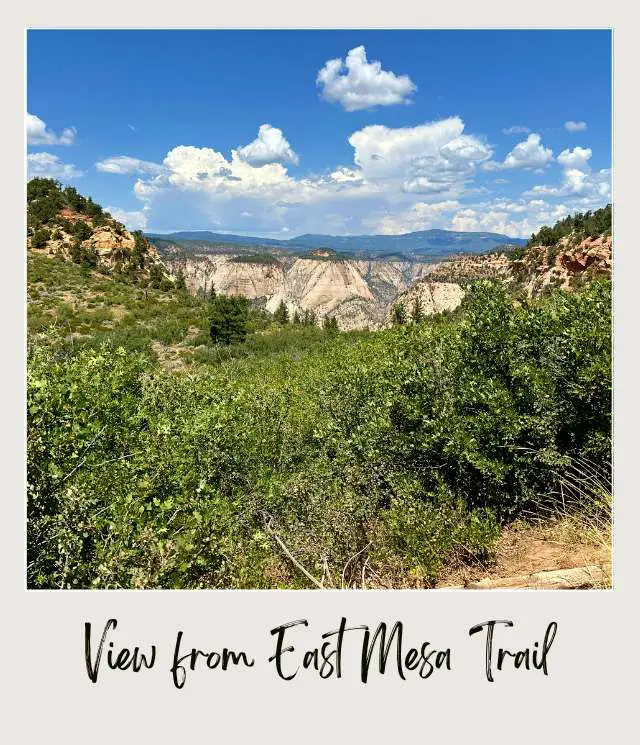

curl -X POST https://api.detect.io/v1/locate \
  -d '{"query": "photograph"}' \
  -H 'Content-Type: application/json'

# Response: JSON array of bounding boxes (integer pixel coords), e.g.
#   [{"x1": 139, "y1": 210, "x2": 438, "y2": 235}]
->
[{"x1": 26, "y1": 28, "x2": 612, "y2": 590}]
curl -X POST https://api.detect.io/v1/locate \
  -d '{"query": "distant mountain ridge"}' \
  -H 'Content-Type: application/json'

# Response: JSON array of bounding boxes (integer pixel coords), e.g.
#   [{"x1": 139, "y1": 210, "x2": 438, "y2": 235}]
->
[{"x1": 146, "y1": 227, "x2": 527, "y2": 259}]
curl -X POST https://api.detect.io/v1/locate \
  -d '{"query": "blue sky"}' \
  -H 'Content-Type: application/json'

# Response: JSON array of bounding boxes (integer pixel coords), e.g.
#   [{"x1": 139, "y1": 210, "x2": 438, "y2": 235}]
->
[{"x1": 27, "y1": 30, "x2": 612, "y2": 238}]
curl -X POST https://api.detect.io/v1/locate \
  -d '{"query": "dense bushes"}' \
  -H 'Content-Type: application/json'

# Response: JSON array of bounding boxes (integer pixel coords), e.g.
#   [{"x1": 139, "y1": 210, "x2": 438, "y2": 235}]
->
[{"x1": 27, "y1": 278, "x2": 611, "y2": 588}]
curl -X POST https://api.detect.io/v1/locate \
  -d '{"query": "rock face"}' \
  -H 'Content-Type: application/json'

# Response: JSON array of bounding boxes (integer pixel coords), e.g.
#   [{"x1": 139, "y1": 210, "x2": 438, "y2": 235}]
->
[
  {"x1": 513, "y1": 235, "x2": 612, "y2": 296},
  {"x1": 29, "y1": 211, "x2": 163, "y2": 275},
  {"x1": 392, "y1": 281, "x2": 466, "y2": 322},
  {"x1": 164, "y1": 230, "x2": 612, "y2": 331},
  {"x1": 169, "y1": 254, "x2": 444, "y2": 330}
]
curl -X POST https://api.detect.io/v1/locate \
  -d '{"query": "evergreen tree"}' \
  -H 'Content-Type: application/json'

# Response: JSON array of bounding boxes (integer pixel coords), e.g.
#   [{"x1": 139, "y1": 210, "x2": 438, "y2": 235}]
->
[
  {"x1": 411, "y1": 296, "x2": 423, "y2": 324},
  {"x1": 149, "y1": 263, "x2": 165, "y2": 289},
  {"x1": 31, "y1": 228, "x2": 51, "y2": 249},
  {"x1": 209, "y1": 295, "x2": 249, "y2": 345},
  {"x1": 174, "y1": 268, "x2": 187, "y2": 291},
  {"x1": 274, "y1": 300, "x2": 289, "y2": 324},
  {"x1": 292, "y1": 310, "x2": 301, "y2": 325},
  {"x1": 323, "y1": 315, "x2": 339, "y2": 332},
  {"x1": 391, "y1": 303, "x2": 406, "y2": 326},
  {"x1": 132, "y1": 231, "x2": 147, "y2": 270}
]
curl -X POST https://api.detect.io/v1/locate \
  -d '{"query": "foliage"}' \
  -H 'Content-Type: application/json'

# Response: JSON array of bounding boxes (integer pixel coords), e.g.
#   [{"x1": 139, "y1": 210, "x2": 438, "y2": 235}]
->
[
  {"x1": 527, "y1": 204, "x2": 612, "y2": 248},
  {"x1": 230, "y1": 253, "x2": 281, "y2": 265},
  {"x1": 323, "y1": 315, "x2": 339, "y2": 332},
  {"x1": 27, "y1": 270, "x2": 611, "y2": 589},
  {"x1": 31, "y1": 228, "x2": 51, "y2": 249},
  {"x1": 273, "y1": 300, "x2": 289, "y2": 325},
  {"x1": 209, "y1": 294, "x2": 250, "y2": 345},
  {"x1": 391, "y1": 302, "x2": 406, "y2": 325}
]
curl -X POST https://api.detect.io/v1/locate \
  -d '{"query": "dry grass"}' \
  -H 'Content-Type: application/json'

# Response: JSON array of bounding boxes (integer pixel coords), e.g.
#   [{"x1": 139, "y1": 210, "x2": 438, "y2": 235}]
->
[{"x1": 437, "y1": 455, "x2": 612, "y2": 589}]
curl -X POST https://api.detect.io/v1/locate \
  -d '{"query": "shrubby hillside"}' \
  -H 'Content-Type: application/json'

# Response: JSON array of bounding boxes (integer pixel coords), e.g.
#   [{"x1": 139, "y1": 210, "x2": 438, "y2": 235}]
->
[{"x1": 27, "y1": 177, "x2": 166, "y2": 283}]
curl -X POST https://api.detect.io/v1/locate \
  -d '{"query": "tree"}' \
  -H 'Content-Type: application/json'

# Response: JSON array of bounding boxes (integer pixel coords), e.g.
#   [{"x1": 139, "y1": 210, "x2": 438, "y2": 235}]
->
[
  {"x1": 411, "y1": 296, "x2": 423, "y2": 324},
  {"x1": 174, "y1": 268, "x2": 187, "y2": 292},
  {"x1": 274, "y1": 300, "x2": 289, "y2": 325},
  {"x1": 323, "y1": 315, "x2": 339, "y2": 332},
  {"x1": 72, "y1": 220, "x2": 93, "y2": 241},
  {"x1": 132, "y1": 231, "x2": 148, "y2": 270},
  {"x1": 209, "y1": 295, "x2": 250, "y2": 345},
  {"x1": 391, "y1": 303, "x2": 406, "y2": 326},
  {"x1": 149, "y1": 263, "x2": 165, "y2": 289},
  {"x1": 31, "y1": 228, "x2": 51, "y2": 249},
  {"x1": 292, "y1": 310, "x2": 301, "y2": 325}
]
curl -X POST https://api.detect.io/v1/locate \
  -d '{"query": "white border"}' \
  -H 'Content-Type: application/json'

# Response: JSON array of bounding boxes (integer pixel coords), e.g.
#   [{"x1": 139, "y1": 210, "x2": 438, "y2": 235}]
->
[{"x1": 3, "y1": 4, "x2": 639, "y2": 742}]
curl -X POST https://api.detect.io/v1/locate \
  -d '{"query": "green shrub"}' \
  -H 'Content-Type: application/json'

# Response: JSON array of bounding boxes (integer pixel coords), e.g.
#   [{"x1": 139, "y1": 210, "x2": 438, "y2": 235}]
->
[{"x1": 26, "y1": 277, "x2": 611, "y2": 589}]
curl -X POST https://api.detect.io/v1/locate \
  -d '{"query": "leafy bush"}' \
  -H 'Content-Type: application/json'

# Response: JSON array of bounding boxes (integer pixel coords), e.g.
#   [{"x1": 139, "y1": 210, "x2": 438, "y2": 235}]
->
[{"x1": 27, "y1": 278, "x2": 611, "y2": 589}]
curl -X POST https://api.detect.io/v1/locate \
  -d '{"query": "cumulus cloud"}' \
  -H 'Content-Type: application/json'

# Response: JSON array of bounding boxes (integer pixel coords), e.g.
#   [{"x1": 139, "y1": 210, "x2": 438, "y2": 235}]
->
[
  {"x1": 450, "y1": 198, "x2": 576, "y2": 238},
  {"x1": 106, "y1": 205, "x2": 148, "y2": 230},
  {"x1": 524, "y1": 143, "x2": 608, "y2": 201},
  {"x1": 27, "y1": 152, "x2": 83, "y2": 180},
  {"x1": 27, "y1": 113, "x2": 76, "y2": 146},
  {"x1": 236, "y1": 124, "x2": 299, "y2": 166},
  {"x1": 502, "y1": 125, "x2": 530, "y2": 135},
  {"x1": 483, "y1": 133, "x2": 554, "y2": 171},
  {"x1": 96, "y1": 155, "x2": 165, "y2": 175},
  {"x1": 565, "y1": 120, "x2": 587, "y2": 132},
  {"x1": 122, "y1": 115, "x2": 608, "y2": 238},
  {"x1": 526, "y1": 167, "x2": 610, "y2": 200},
  {"x1": 349, "y1": 117, "x2": 492, "y2": 194},
  {"x1": 365, "y1": 200, "x2": 461, "y2": 235},
  {"x1": 329, "y1": 166, "x2": 364, "y2": 183},
  {"x1": 556, "y1": 146, "x2": 592, "y2": 171},
  {"x1": 317, "y1": 45, "x2": 416, "y2": 112}
]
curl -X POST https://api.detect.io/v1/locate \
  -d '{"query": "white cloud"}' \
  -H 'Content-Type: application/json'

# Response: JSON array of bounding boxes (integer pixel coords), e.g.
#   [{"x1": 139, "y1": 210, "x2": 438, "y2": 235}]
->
[
  {"x1": 365, "y1": 200, "x2": 461, "y2": 235},
  {"x1": 502, "y1": 125, "x2": 530, "y2": 135},
  {"x1": 526, "y1": 167, "x2": 610, "y2": 200},
  {"x1": 106, "y1": 205, "x2": 148, "y2": 230},
  {"x1": 236, "y1": 124, "x2": 299, "y2": 166},
  {"x1": 565, "y1": 120, "x2": 587, "y2": 132},
  {"x1": 96, "y1": 155, "x2": 165, "y2": 175},
  {"x1": 349, "y1": 117, "x2": 492, "y2": 194},
  {"x1": 556, "y1": 146, "x2": 592, "y2": 171},
  {"x1": 483, "y1": 133, "x2": 554, "y2": 171},
  {"x1": 124, "y1": 115, "x2": 608, "y2": 238},
  {"x1": 317, "y1": 45, "x2": 416, "y2": 112},
  {"x1": 329, "y1": 166, "x2": 364, "y2": 183},
  {"x1": 450, "y1": 198, "x2": 572, "y2": 238},
  {"x1": 524, "y1": 141, "x2": 608, "y2": 201},
  {"x1": 27, "y1": 113, "x2": 76, "y2": 146},
  {"x1": 27, "y1": 152, "x2": 83, "y2": 180}
]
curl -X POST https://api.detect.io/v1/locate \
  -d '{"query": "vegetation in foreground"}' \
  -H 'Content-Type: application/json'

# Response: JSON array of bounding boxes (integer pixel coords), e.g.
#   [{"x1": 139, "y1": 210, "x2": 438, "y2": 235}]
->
[{"x1": 28, "y1": 264, "x2": 611, "y2": 588}]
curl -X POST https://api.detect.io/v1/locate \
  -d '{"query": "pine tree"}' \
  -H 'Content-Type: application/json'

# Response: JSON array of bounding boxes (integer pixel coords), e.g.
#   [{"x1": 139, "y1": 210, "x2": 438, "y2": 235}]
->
[
  {"x1": 209, "y1": 295, "x2": 249, "y2": 345},
  {"x1": 391, "y1": 303, "x2": 406, "y2": 326},
  {"x1": 174, "y1": 267, "x2": 187, "y2": 291},
  {"x1": 293, "y1": 310, "x2": 301, "y2": 325},
  {"x1": 274, "y1": 300, "x2": 289, "y2": 324},
  {"x1": 411, "y1": 296, "x2": 423, "y2": 324}
]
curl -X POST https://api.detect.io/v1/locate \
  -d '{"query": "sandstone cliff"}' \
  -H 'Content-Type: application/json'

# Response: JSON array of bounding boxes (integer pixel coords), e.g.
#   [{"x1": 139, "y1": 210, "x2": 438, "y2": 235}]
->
[{"x1": 168, "y1": 254, "x2": 442, "y2": 330}]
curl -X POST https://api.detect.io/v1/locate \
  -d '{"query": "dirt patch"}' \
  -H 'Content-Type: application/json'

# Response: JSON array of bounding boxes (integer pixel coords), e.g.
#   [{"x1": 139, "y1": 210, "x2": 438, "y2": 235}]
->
[{"x1": 437, "y1": 519, "x2": 611, "y2": 589}]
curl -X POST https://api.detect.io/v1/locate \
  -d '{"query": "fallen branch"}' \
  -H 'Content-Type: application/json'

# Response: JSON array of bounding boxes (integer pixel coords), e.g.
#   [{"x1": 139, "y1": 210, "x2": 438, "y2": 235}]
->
[{"x1": 261, "y1": 512, "x2": 323, "y2": 589}]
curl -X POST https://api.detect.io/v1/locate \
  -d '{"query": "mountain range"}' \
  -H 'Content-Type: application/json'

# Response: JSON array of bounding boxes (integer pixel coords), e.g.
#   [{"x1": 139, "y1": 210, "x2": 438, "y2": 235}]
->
[{"x1": 145, "y1": 228, "x2": 527, "y2": 260}]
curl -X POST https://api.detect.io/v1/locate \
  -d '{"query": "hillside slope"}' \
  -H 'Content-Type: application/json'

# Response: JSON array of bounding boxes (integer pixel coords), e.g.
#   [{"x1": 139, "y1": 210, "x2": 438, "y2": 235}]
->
[{"x1": 27, "y1": 178, "x2": 166, "y2": 281}]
